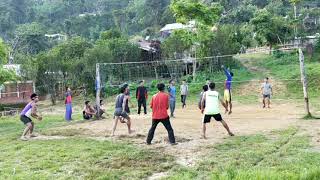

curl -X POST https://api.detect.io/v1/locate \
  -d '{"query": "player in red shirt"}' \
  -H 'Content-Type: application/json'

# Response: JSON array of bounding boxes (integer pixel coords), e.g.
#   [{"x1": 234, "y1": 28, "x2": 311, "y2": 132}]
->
[{"x1": 146, "y1": 83, "x2": 176, "y2": 145}]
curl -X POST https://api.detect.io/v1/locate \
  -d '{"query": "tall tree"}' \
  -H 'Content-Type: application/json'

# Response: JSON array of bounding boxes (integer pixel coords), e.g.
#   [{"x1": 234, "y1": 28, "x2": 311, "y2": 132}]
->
[{"x1": 251, "y1": 9, "x2": 292, "y2": 54}]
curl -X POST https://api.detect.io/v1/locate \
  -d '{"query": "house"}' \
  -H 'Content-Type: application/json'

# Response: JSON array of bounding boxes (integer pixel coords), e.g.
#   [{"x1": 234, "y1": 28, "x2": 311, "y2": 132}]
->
[
  {"x1": 0, "y1": 81, "x2": 35, "y2": 105},
  {"x1": 1, "y1": 64, "x2": 35, "y2": 105},
  {"x1": 160, "y1": 21, "x2": 196, "y2": 38}
]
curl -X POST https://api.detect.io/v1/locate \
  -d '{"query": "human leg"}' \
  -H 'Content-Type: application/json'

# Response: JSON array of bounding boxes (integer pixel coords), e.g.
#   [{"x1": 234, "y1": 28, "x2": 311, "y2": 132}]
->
[
  {"x1": 162, "y1": 119, "x2": 176, "y2": 144},
  {"x1": 146, "y1": 120, "x2": 160, "y2": 144}
]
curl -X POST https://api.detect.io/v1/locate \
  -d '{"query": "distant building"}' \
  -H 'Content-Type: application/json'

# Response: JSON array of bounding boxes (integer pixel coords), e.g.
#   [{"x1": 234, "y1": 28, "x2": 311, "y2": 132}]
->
[
  {"x1": 160, "y1": 21, "x2": 196, "y2": 38},
  {"x1": 1, "y1": 64, "x2": 35, "y2": 105},
  {"x1": 0, "y1": 81, "x2": 35, "y2": 105},
  {"x1": 45, "y1": 34, "x2": 67, "y2": 41}
]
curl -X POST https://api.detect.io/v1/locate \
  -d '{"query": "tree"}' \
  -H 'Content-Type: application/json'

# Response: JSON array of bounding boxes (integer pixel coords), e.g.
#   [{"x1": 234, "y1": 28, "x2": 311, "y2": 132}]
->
[
  {"x1": 35, "y1": 37, "x2": 92, "y2": 104},
  {"x1": 251, "y1": 9, "x2": 292, "y2": 54},
  {"x1": 14, "y1": 22, "x2": 49, "y2": 56},
  {"x1": 0, "y1": 38, "x2": 7, "y2": 64},
  {"x1": 0, "y1": 39, "x2": 15, "y2": 85},
  {"x1": 170, "y1": 0, "x2": 222, "y2": 25},
  {"x1": 289, "y1": 0, "x2": 303, "y2": 38}
]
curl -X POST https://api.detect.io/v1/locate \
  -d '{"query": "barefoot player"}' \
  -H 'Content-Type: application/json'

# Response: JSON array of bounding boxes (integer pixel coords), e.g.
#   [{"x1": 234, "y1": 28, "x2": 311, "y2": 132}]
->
[
  {"x1": 201, "y1": 82, "x2": 234, "y2": 139},
  {"x1": 20, "y1": 93, "x2": 42, "y2": 141},
  {"x1": 221, "y1": 65, "x2": 234, "y2": 114},
  {"x1": 111, "y1": 85, "x2": 134, "y2": 136}
]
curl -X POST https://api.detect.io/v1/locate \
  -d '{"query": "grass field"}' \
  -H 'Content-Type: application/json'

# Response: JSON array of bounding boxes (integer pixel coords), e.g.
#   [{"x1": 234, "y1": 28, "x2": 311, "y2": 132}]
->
[
  {"x1": 1, "y1": 52, "x2": 320, "y2": 179},
  {"x1": 1, "y1": 115, "x2": 320, "y2": 179}
]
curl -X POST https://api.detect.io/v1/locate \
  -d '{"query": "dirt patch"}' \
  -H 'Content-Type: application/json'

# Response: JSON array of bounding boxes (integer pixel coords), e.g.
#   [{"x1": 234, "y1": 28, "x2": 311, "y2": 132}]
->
[{"x1": 48, "y1": 102, "x2": 304, "y2": 167}]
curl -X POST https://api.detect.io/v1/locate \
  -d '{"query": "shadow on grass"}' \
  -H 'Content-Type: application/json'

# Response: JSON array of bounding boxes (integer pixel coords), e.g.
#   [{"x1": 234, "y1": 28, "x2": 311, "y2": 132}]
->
[{"x1": 302, "y1": 113, "x2": 320, "y2": 120}]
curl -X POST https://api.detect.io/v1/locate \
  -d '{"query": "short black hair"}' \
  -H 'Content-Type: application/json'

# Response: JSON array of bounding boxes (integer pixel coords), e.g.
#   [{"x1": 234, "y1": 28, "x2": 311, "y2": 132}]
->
[
  {"x1": 230, "y1": 72, "x2": 234, "y2": 77},
  {"x1": 203, "y1": 85, "x2": 208, "y2": 91},
  {"x1": 139, "y1": 80, "x2": 144, "y2": 84},
  {"x1": 120, "y1": 86, "x2": 126, "y2": 93},
  {"x1": 209, "y1": 82, "x2": 215, "y2": 90},
  {"x1": 169, "y1": 79, "x2": 174, "y2": 84},
  {"x1": 157, "y1": 83, "x2": 165, "y2": 91},
  {"x1": 85, "y1": 101, "x2": 90, "y2": 105},
  {"x1": 265, "y1": 77, "x2": 269, "y2": 80},
  {"x1": 100, "y1": 100, "x2": 103, "y2": 103},
  {"x1": 30, "y1": 93, "x2": 38, "y2": 100}
]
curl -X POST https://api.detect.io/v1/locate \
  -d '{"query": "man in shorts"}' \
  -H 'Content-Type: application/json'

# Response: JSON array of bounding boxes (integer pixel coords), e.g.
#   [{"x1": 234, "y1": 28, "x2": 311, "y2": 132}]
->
[
  {"x1": 146, "y1": 83, "x2": 176, "y2": 145},
  {"x1": 261, "y1": 77, "x2": 273, "y2": 108},
  {"x1": 201, "y1": 82, "x2": 234, "y2": 139},
  {"x1": 20, "y1": 93, "x2": 42, "y2": 141},
  {"x1": 83, "y1": 101, "x2": 96, "y2": 120},
  {"x1": 221, "y1": 65, "x2": 233, "y2": 114},
  {"x1": 111, "y1": 85, "x2": 134, "y2": 136}
]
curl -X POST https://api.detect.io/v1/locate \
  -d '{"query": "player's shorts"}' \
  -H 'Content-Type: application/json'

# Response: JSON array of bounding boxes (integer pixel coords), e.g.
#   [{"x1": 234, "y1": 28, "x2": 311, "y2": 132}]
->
[
  {"x1": 224, "y1": 89, "x2": 232, "y2": 102},
  {"x1": 20, "y1": 115, "x2": 32, "y2": 125},
  {"x1": 203, "y1": 114, "x2": 223, "y2": 123},
  {"x1": 114, "y1": 109, "x2": 129, "y2": 119},
  {"x1": 263, "y1": 94, "x2": 271, "y2": 99}
]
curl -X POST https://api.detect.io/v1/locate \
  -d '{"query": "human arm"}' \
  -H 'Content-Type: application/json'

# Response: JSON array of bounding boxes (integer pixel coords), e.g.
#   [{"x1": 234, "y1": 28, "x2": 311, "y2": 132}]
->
[
  {"x1": 201, "y1": 92, "x2": 206, "y2": 114},
  {"x1": 31, "y1": 103, "x2": 42, "y2": 120},
  {"x1": 136, "y1": 88, "x2": 139, "y2": 99},
  {"x1": 150, "y1": 96, "x2": 153, "y2": 109},
  {"x1": 122, "y1": 96, "x2": 128, "y2": 112},
  {"x1": 221, "y1": 65, "x2": 232, "y2": 80}
]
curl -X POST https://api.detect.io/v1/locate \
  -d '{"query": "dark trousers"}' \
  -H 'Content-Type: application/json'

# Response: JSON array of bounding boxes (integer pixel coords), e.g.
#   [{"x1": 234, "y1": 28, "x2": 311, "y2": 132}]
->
[
  {"x1": 146, "y1": 118, "x2": 175, "y2": 144},
  {"x1": 137, "y1": 99, "x2": 147, "y2": 114},
  {"x1": 181, "y1": 95, "x2": 187, "y2": 107}
]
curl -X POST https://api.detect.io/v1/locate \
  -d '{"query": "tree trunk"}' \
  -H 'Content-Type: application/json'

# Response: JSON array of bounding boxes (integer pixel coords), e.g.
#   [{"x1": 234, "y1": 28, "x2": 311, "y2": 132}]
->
[
  {"x1": 269, "y1": 44, "x2": 272, "y2": 55},
  {"x1": 192, "y1": 59, "x2": 197, "y2": 81},
  {"x1": 154, "y1": 65, "x2": 159, "y2": 79}
]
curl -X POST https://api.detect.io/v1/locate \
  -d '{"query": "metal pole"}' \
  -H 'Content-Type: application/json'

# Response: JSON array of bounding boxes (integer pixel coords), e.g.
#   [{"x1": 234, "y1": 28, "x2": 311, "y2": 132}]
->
[
  {"x1": 298, "y1": 49, "x2": 311, "y2": 116},
  {"x1": 96, "y1": 63, "x2": 101, "y2": 119}
]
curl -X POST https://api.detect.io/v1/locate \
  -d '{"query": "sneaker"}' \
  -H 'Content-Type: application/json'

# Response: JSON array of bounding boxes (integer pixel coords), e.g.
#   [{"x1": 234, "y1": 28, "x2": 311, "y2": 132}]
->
[{"x1": 20, "y1": 136, "x2": 28, "y2": 141}]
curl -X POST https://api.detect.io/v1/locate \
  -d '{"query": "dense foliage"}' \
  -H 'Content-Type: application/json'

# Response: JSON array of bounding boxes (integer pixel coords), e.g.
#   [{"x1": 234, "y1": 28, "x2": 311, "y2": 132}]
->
[{"x1": 0, "y1": 0, "x2": 319, "y2": 101}]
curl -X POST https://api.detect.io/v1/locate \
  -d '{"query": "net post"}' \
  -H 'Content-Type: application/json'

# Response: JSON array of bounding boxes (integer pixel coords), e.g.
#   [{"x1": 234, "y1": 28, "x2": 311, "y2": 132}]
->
[
  {"x1": 298, "y1": 49, "x2": 311, "y2": 116},
  {"x1": 96, "y1": 63, "x2": 101, "y2": 119}
]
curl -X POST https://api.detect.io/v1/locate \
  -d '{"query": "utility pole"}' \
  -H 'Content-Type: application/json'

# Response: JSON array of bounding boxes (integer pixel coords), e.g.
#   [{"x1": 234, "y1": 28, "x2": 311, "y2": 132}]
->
[{"x1": 298, "y1": 49, "x2": 311, "y2": 116}]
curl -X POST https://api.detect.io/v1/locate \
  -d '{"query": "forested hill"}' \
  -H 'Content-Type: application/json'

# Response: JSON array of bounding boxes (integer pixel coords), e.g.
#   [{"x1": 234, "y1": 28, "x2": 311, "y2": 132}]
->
[
  {"x1": 0, "y1": 0, "x2": 173, "y2": 40},
  {"x1": 1, "y1": 0, "x2": 319, "y2": 42}
]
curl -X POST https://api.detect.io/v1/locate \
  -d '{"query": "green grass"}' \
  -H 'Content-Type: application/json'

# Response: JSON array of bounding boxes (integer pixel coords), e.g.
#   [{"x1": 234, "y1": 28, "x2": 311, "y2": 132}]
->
[
  {"x1": 0, "y1": 116, "x2": 176, "y2": 179},
  {"x1": 1, "y1": 115, "x2": 320, "y2": 179},
  {"x1": 165, "y1": 128, "x2": 320, "y2": 180}
]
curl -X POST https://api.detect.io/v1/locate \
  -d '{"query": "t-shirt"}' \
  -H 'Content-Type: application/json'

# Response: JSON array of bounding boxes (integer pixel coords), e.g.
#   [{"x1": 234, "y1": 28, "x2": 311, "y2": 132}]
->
[
  {"x1": 224, "y1": 68, "x2": 232, "y2": 90},
  {"x1": 136, "y1": 86, "x2": 148, "y2": 100},
  {"x1": 261, "y1": 82, "x2": 272, "y2": 95},
  {"x1": 150, "y1": 92, "x2": 169, "y2": 120},
  {"x1": 65, "y1": 91, "x2": 72, "y2": 104},
  {"x1": 115, "y1": 94, "x2": 125, "y2": 111},
  {"x1": 180, "y1": 84, "x2": 188, "y2": 96},
  {"x1": 168, "y1": 86, "x2": 176, "y2": 101},
  {"x1": 204, "y1": 91, "x2": 220, "y2": 115},
  {"x1": 21, "y1": 102, "x2": 33, "y2": 118}
]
